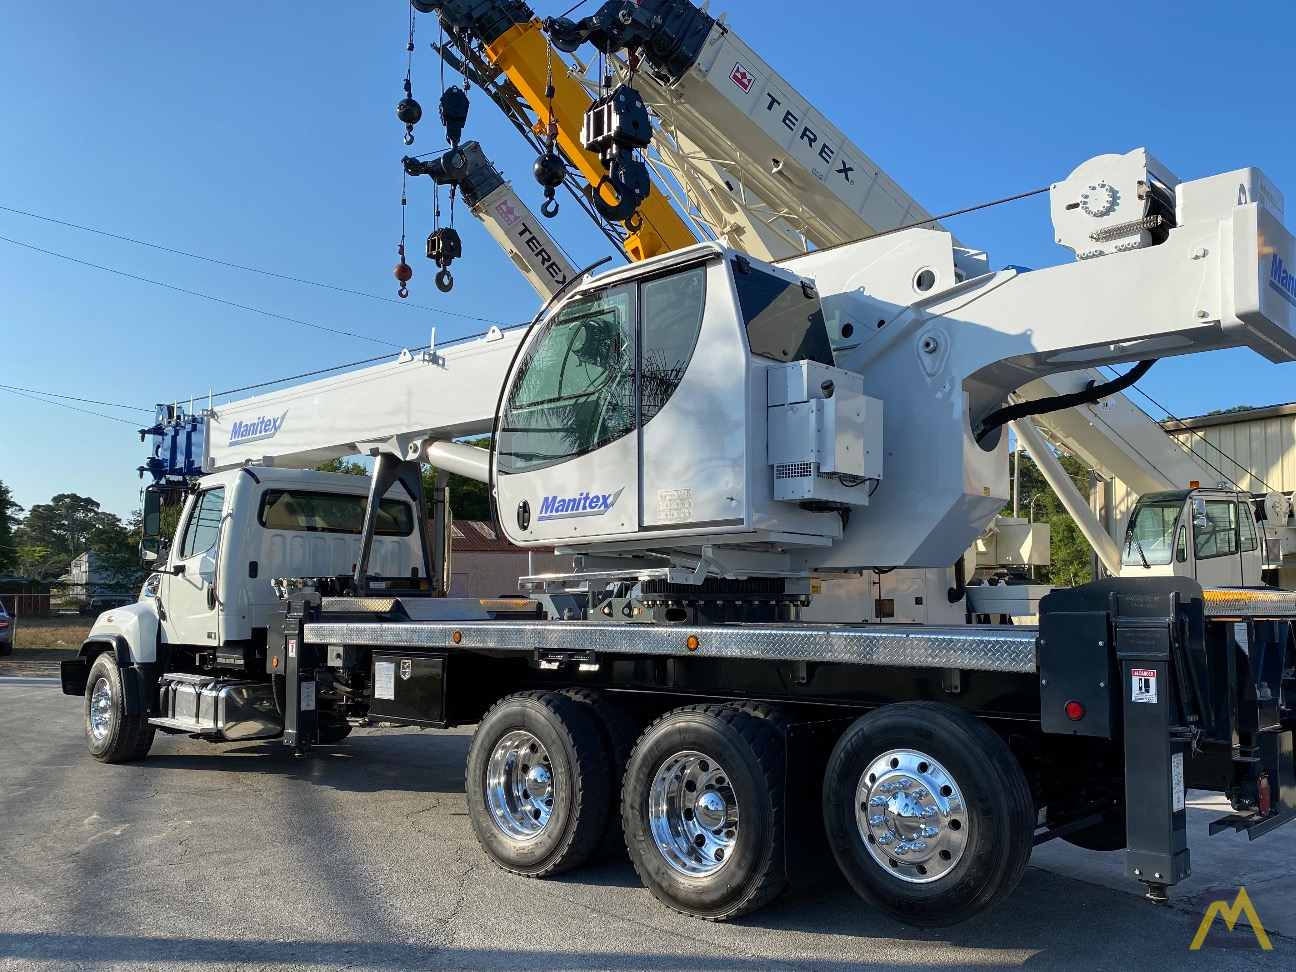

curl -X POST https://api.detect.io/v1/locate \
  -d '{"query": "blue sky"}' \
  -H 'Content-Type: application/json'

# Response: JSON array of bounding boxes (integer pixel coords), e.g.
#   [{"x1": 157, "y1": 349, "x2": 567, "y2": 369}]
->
[{"x1": 2, "y1": 1, "x2": 1294, "y2": 521}]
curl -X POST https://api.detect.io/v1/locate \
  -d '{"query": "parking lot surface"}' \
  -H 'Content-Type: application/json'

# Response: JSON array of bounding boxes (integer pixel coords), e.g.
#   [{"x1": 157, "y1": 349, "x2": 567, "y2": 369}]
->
[{"x1": 1, "y1": 679, "x2": 1290, "y2": 972}]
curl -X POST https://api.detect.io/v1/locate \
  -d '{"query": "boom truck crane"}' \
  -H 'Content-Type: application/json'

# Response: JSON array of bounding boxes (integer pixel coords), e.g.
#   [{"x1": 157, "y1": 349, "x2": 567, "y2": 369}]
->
[
  {"x1": 480, "y1": 0, "x2": 1287, "y2": 593},
  {"x1": 64, "y1": 123, "x2": 1296, "y2": 926}
]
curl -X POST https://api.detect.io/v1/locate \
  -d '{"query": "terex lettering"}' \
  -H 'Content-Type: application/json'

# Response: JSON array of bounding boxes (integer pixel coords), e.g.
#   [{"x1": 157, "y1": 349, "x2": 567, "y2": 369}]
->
[
  {"x1": 763, "y1": 93, "x2": 853, "y2": 184},
  {"x1": 228, "y1": 411, "x2": 287, "y2": 447},
  {"x1": 515, "y1": 222, "x2": 569, "y2": 286},
  {"x1": 1270, "y1": 253, "x2": 1296, "y2": 309},
  {"x1": 538, "y1": 487, "x2": 624, "y2": 521}
]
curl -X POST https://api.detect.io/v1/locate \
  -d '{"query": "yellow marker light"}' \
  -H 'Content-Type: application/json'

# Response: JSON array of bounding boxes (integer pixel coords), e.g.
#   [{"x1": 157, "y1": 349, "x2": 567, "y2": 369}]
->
[
  {"x1": 452, "y1": 631, "x2": 463, "y2": 644},
  {"x1": 686, "y1": 635, "x2": 700, "y2": 652}
]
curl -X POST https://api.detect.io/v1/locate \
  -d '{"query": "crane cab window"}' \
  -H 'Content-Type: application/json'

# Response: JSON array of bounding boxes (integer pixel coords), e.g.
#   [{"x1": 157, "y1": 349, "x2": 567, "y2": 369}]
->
[
  {"x1": 640, "y1": 267, "x2": 706, "y2": 421},
  {"x1": 257, "y1": 490, "x2": 413, "y2": 536},
  {"x1": 1194, "y1": 500, "x2": 1239, "y2": 560},
  {"x1": 732, "y1": 263, "x2": 834, "y2": 366},
  {"x1": 498, "y1": 285, "x2": 636, "y2": 475},
  {"x1": 179, "y1": 487, "x2": 226, "y2": 558}
]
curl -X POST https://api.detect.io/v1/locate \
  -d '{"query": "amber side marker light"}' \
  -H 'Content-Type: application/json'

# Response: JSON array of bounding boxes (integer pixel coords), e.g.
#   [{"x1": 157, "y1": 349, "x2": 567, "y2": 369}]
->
[
  {"x1": 452, "y1": 631, "x2": 463, "y2": 644},
  {"x1": 685, "y1": 635, "x2": 700, "y2": 652}
]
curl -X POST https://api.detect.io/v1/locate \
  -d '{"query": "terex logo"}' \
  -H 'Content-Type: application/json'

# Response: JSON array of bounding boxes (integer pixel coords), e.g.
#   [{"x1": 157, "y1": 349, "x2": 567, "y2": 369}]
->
[
  {"x1": 538, "y1": 487, "x2": 624, "y2": 522},
  {"x1": 1270, "y1": 253, "x2": 1296, "y2": 309},
  {"x1": 760, "y1": 93, "x2": 854, "y2": 185},
  {"x1": 228, "y1": 411, "x2": 287, "y2": 447}
]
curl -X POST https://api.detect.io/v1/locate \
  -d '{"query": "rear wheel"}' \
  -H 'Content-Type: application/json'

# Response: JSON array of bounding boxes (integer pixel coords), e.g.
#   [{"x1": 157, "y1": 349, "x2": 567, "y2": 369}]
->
[
  {"x1": 465, "y1": 691, "x2": 610, "y2": 878},
  {"x1": 622, "y1": 705, "x2": 786, "y2": 920},
  {"x1": 84, "y1": 652, "x2": 154, "y2": 763},
  {"x1": 557, "y1": 687, "x2": 639, "y2": 860},
  {"x1": 822, "y1": 702, "x2": 1033, "y2": 926}
]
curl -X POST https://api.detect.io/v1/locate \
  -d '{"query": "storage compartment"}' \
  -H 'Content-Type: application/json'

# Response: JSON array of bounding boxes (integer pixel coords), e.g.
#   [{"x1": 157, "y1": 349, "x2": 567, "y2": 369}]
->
[{"x1": 369, "y1": 652, "x2": 447, "y2": 727}]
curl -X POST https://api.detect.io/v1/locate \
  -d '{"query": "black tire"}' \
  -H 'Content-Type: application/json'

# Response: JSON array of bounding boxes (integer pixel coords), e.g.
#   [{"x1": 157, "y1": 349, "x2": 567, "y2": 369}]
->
[
  {"x1": 622, "y1": 704, "x2": 786, "y2": 920},
  {"x1": 465, "y1": 690, "x2": 610, "y2": 878},
  {"x1": 557, "y1": 687, "x2": 639, "y2": 861},
  {"x1": 84, "y1": 652, "x2": 155, "y2": 763},
  {"x1": 730, "y1": 699, "x2": 790, "y2": 735},
  {"x1": 822, "y1": 702, "x2": 1033, "y2": 926},
  {"x1": 0, "y1": 638, "x2": 12, "y2": 657}
]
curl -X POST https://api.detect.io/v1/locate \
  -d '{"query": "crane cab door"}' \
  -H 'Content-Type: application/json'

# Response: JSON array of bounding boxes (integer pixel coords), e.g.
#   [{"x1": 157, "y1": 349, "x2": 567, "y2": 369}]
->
[
  {"x1": 1183, "y1": 492, "x2": 1262, "y2": 587},
  {"x1": 161, "y1": 486, "x2": 227, "y2": 647}
]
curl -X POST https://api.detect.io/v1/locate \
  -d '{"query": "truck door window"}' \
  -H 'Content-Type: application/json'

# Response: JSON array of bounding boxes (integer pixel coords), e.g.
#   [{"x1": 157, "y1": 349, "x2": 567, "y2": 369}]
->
[
  {"x1": 498, "y1": 285, "x2": 636, "y2": 474},
  {"x1": 732, "y1": 263, "x2": 834, "y2": 366},
  {"x1": 1194, "y1": 500, "x2": 1239, "y2": 560},
  {"x1": 179, "y1": 487, "x2": 226, "y2": 559},
  {"x1": 1239, "y1": 502, "x2": 1259, "y2": 552},
  {"x1": 640, "y1": 266, "x2": 706, "y2": 423}
]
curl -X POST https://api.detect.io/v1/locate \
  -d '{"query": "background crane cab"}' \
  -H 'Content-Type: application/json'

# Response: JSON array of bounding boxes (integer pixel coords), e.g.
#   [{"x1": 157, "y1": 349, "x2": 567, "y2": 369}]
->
[
  {"x1": 1122, "y1": 487, "x2": 1263, "y2": 587},
  {"x1": 492, "y1": 245, "x2": 883, "y2": 554}
]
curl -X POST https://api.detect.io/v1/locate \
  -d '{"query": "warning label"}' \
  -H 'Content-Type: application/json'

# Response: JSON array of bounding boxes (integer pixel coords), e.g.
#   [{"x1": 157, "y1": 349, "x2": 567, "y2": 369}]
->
[
  {"x1": 374, "y1": 661, "x2": 396, "y2": 701},
  {"x1": 1131, "y1": 668, "x2": 1158, "y2": 704}
]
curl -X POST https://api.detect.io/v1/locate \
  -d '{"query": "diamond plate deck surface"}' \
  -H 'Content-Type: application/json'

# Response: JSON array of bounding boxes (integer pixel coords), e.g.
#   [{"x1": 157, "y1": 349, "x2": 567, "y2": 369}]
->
[{"x1": 303, "y1": 620, "x2": 1039, "y2": 672}]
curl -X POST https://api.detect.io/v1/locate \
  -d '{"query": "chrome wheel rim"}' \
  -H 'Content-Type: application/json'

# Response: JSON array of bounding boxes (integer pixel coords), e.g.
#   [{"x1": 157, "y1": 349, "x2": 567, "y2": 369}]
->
[
  {"x1": 89, "y1": 677, "x2": 113, "y2": 742},
  {"x1": 485, "y1": 730, "x2": 554, "y2": 841},
  {"x1": 855, "y1": 748, "x2": 968, "y2": 884},
  {"x1": 649, "y1": 750, "x2": 739, "y2": 877}
]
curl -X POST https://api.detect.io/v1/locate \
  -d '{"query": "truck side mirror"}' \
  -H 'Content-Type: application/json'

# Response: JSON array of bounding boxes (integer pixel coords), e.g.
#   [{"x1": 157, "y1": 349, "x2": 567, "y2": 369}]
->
[
  {"x1": 1191, "y1": 497, "x2": 1208, "y2": 530},
  {"x1": 143, "y1": 490, "x2": 162, "y2": 539},
  {"x1": 139, "y1": 536, "x2": 161, "y2": 563}
]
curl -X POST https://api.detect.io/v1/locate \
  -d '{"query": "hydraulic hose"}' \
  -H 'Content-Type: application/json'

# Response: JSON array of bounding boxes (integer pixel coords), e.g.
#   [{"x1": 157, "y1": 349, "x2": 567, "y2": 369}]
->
[{"x1": 974, "y1": 361, "x2": 1155, "y2": 444}]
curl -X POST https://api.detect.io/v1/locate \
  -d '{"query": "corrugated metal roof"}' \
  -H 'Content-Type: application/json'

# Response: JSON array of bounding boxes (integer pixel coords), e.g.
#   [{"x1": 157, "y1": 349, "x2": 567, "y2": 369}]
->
[
  {"x1": 451, "y1": 520, "x2": 553, "y2": 553},
  {"x1": 1161, "y1": 402, "x2": 1296, "y2": 494}
]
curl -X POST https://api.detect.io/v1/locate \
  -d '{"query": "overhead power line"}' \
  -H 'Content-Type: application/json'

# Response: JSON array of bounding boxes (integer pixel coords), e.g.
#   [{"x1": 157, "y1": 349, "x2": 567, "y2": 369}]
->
[
  {"x1": 0, "y1": 235, "x2": 403, "y2": 349},
  {"x1": 0, "y1": 383, "x2": 151, "y2": 411},
  {"x1": 0, "y1": 203, "x2": 515, "y2": 328},
  {"x1": 0, "y1": 384, "x2": 142, "y2": 426}
]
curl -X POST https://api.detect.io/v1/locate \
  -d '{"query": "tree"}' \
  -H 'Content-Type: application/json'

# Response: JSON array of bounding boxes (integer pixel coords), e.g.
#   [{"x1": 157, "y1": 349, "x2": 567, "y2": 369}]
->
[
  {"x1": 88, "y1": 516, "x2": 147, "y2": 591},
  {"x1": 14, "y1": 493, "x2": 121, "y2": 580},
  {"x1": 0, "y1": 480, "x2": 21, "y2": 574},
  {"x1": 1006, "y1": 449, "x2": 1094, "y2": 587},
  {"x1": 423, "y1": 437, "x2": 493, "y2": 522},
  {"x1": 316, "y1": 443, "x2": 495, "y2": 523}
]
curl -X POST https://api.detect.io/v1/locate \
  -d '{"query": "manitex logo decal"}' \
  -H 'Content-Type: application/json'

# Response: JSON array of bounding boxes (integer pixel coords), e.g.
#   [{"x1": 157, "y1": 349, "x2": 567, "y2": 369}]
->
[
  {"x1": 1271, "y1": 253, "x2": 1296, "y2": 309},
  {"x1": 538, "y1": 487, "x2": 624, "y2": 522},
  {"x1": 228, "y1": 410, "x2": 287, "y2": 447}
]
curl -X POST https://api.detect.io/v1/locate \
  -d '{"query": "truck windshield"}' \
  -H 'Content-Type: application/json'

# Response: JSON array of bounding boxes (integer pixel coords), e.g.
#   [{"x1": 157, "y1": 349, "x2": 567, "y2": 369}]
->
[
  {"x1": 258, "y1": 490, "x2": 413, "y2": 536},
  {"x1": 1123, "y1": 500, "x2": 1181, "y2": 567}
]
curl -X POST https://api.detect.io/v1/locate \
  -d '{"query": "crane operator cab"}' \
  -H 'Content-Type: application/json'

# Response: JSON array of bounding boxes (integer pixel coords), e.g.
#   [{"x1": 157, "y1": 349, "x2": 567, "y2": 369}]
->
[
  {"x1": 1123, "y1": 487, "x2": 1265, "y2": 587},
  {"x1": 491, "y1": 243, "x2": 883, "y2": 559}
]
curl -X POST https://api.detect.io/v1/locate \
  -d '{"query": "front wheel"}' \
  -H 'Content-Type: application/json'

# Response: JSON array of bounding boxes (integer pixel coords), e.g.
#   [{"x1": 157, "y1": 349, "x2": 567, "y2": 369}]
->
[
  {"x1": 84, "y1": 653, "x2": 154, "y2": 763},
  {"x1": 822, "y1": 702, "x2": 1033, "y2": 926}
]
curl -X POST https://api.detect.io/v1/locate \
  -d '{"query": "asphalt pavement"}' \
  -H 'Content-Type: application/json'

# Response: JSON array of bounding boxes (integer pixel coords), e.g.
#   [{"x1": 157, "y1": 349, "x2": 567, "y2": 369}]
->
[{"x1": 1, "y1": 678, "x2": 1290, "y2": 972}]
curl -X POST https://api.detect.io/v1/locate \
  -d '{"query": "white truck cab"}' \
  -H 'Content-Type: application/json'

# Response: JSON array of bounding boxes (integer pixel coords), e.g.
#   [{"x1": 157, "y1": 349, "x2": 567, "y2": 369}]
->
[
  {"x1": 97, "y1": 468, "x2": 425, "y2": 659},
  {"x1": 1122, "y1": 487, "x2": 1264, "y2": 587}
]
